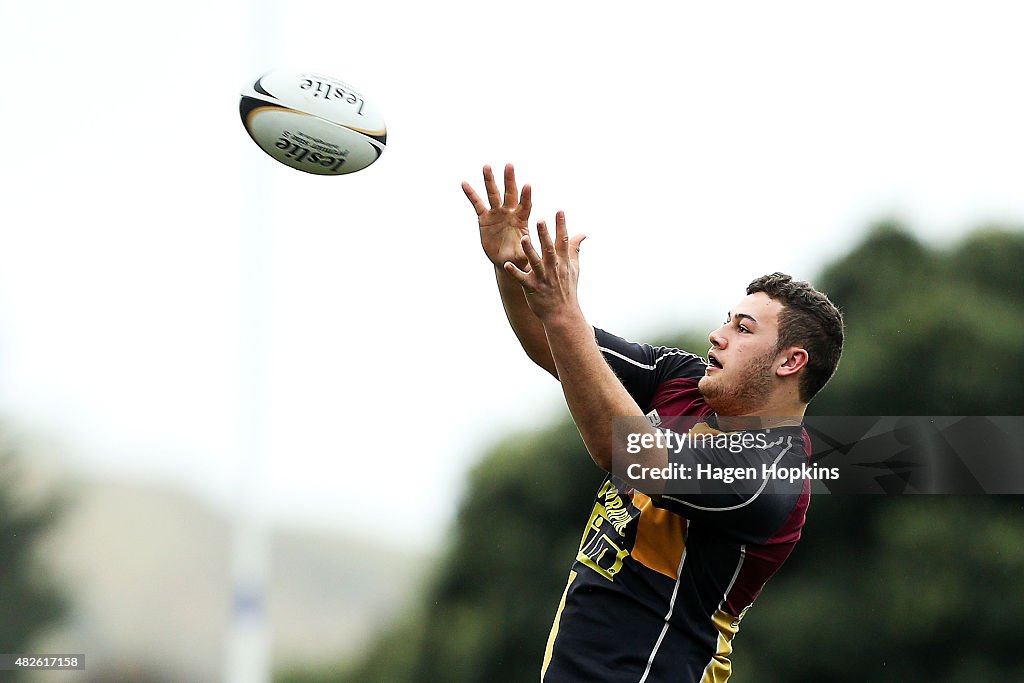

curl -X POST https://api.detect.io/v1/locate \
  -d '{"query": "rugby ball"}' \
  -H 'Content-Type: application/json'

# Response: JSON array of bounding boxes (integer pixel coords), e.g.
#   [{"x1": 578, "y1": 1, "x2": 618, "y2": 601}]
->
[{"x1": 240, "y1": 69, "x2": 387, "y2": 175}]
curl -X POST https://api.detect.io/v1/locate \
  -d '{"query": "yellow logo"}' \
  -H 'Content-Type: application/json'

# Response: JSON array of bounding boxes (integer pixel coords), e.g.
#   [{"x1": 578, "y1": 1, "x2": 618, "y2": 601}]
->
[{"x1": 576, "y1": 481, "x2": 636, "y2": 581}]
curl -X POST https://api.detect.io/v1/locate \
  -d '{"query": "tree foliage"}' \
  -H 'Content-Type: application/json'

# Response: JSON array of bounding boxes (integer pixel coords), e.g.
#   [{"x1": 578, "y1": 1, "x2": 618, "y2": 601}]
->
[
  {"x1": 0, "y1": 450, "x2": 68, "y2": 651},
  {"x1": 282, "y1": 224, "x2": 1024, "y2": 682},
  {"x1": 811, "y1": 222, "x2": 1024, "y2": 415}
]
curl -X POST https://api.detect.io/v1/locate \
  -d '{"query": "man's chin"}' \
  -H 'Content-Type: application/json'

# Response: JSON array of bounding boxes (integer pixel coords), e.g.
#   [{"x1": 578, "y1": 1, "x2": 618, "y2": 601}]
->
[
  {"x1": 698, "y1": 375, "x2": 736, "y2": 415},
  {"x1": 697, "y1": 375, "x2": 719, "y2": 405}
]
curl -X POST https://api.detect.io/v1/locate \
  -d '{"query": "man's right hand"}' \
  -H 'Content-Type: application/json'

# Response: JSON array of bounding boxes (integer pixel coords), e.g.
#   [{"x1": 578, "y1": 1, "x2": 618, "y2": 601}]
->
[{"x1": 462, "y1": 163, "x2": 532, "y2": 268}]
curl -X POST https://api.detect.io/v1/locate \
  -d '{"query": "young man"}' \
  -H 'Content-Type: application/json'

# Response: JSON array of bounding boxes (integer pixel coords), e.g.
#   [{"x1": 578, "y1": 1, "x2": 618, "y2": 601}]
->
[{"x1": 462, "y1": 164, "x2": 844, "y2": 682}]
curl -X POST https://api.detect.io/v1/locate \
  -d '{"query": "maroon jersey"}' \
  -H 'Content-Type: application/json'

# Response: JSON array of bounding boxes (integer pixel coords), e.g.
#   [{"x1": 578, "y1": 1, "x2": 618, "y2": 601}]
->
[{"x1": 541, "y1": 328, "x2": 811, "y2": 683}]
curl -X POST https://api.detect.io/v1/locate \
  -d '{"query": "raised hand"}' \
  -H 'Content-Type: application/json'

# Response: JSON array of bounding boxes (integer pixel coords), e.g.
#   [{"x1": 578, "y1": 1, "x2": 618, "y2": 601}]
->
[
  {"x1": 504, "y1": 211, "x2": 587, "y2": 323},
  {"x1": 462, "y1": 163, "x2": 533, "y2": 268}
]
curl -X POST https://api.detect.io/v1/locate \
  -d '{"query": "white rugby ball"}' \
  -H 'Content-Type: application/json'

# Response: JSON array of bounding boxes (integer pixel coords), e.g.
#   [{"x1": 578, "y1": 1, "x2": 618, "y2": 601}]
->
[{"x1": 240, "y1": 69, "x2": 387, "y2": 175}]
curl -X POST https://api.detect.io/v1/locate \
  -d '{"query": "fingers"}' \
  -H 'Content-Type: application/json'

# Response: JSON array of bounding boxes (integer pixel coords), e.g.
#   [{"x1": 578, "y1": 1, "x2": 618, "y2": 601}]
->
[
  {"x1": 482, "y1": 165, "x2": 501, "y2": 209},
  {"x1": 503, "y1": 260, "x2": 532, "y2": 286},
  {"x1": 461, "y1": 181, "x2": 486, "y2": 217},
  {"x1": 521, "y1": 231, "x2": 544, "y2": 274},
  {"x1": 528, "y1": 217, "x2": 580, "y2": 269},
  {"x1": 569, "y1": 234, "x2": 587, "y2": 268},
  {"x1": 550, "y1": 211, "x2": 586, "y2": 262},
  {"x1": 537, "y1": 220, "x2": 557, "y2": 268},
  {"x1": 503, "y1": 164, "x2": 518, "y2": 208},
  {"x1": 468, "y1": 163, "x2": 527, "y2": 215},
  {"x1": 554, "y1": 211, "x2": 568, "y2": 258},
  {"x1": 516, "y1": 184, "x2": 532, "y2": 221},
  {"x1": 505, "y1": 219, "x2": 586, "y2": 293},
  {"x1": 570, "y1": 234, "x2": 587, "y2": 253}
]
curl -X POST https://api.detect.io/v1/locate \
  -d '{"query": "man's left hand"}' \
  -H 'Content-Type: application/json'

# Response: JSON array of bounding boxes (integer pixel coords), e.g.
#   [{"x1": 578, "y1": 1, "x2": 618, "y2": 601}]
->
[{"x1": 503, "y1": 211, "x2": 587, "y2": 325}]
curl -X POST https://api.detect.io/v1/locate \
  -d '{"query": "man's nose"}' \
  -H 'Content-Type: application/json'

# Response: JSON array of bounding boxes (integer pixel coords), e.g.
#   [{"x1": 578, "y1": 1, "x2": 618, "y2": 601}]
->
[{"x1": 709, "y1": 326, "x2": 726, "y2": 349}]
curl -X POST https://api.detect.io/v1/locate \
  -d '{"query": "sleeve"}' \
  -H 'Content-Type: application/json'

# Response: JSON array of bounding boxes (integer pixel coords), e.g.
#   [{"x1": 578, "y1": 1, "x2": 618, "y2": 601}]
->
[
  {"x1": 646, "y1": 428, "x2": 807, "y2": 544},
  {"x1": 594, "y1": 327, "x2": 708, "y2": 411}
]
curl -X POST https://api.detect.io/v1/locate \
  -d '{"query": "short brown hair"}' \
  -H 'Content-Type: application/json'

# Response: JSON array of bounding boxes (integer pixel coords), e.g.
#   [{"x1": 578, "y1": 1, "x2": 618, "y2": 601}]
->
[{"x1": 747, "y1": 273, "x2": 844, "y2": 403}]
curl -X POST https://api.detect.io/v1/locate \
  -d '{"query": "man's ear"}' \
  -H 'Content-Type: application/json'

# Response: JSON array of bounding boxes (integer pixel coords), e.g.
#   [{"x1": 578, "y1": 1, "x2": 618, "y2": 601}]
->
[{"x1": 776, "y1": 347, "x2": 808, "y2": 378}]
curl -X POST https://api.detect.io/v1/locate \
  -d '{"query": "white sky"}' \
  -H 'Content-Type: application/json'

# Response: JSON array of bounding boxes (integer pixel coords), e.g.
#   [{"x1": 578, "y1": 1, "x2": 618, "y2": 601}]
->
[{"x1": 1, "y1": 0, "x2": 1022, "y2": 551}]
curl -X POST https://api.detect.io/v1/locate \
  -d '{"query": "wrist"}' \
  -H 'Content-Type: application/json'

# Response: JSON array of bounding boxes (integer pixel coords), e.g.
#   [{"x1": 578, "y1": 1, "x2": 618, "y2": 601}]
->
[{"x1": 540, "y1": 308, "x2": 590, "y2": 338}]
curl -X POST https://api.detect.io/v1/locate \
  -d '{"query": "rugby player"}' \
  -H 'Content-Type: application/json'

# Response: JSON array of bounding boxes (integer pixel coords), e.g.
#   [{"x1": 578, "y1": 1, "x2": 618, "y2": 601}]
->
[{"x1": 463, "y1": 164, "x2": 844, "y2": 682}]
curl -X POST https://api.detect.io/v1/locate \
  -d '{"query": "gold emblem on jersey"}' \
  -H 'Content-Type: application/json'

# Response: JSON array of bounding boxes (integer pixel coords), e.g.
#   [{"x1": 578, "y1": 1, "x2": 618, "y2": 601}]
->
[{"x1": 576, "y1": 480, "x2": 636, "y2": 580}]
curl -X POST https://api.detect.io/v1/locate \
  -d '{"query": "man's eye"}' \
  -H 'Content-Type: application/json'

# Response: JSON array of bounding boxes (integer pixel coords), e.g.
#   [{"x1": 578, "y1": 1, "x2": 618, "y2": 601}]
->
[{"x1": 739, "y1": 325, "x2": 750, "y2": 333}]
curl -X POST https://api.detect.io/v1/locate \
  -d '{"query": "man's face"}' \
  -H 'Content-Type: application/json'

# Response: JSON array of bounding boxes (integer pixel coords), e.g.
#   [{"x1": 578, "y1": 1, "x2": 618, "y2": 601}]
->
[{"x1": 698, "y1": 292, "x2": 785, "y2": 415}]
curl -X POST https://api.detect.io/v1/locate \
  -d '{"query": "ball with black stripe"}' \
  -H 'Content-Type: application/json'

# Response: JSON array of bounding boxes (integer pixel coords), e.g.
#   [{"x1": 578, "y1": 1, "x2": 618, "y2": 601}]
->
[{"x1": 240, "y1": 69, "x2": 387, "y2": 175}]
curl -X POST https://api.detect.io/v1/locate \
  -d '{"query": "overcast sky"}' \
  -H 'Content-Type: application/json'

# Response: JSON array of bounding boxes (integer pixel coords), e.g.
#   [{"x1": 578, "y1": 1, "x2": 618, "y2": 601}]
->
[{"x1": 1, "y1": 0, "x2": 1022, "y2": 550}]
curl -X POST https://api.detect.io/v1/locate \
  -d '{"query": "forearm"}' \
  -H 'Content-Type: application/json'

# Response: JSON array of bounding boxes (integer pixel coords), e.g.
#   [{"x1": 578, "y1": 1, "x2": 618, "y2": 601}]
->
[
  {"x1": 495, "y1": 265, "x2": 558, "y2": 377},
  {"x1": 542, "y1": 311, "x2": 664, "y2": 473}
]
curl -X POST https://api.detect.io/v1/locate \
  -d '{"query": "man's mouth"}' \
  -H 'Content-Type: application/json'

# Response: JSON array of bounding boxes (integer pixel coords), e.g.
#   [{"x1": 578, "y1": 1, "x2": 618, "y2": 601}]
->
[{"x1": 707, "y1": 352, "x2": 724, "y2": 370}]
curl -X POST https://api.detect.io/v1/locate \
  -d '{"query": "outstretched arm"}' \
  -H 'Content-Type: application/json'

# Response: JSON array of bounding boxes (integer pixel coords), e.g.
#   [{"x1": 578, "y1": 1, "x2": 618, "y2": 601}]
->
[
  {"x1": 504, "y1": 213, "x2": 667, "y2": 478},
  {"x1": 462, "y1": 164, "x2": 557, "y2": 377}
]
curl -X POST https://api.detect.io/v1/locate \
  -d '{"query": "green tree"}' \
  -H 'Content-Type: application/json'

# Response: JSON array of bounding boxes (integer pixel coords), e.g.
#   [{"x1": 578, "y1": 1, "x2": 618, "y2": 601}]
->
[
  {"x1": 811, "y1": 222, "x2": 1024, "y2": 415},
  {"x1": 0, "y1": 449, "x2": 68, "y2": 651}
]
